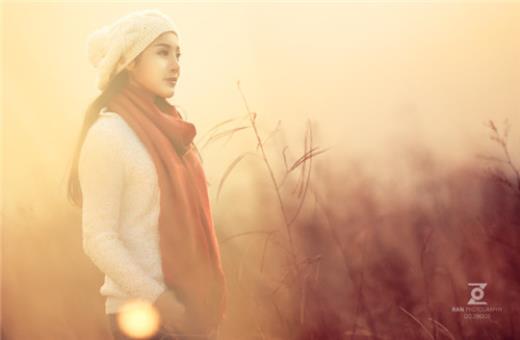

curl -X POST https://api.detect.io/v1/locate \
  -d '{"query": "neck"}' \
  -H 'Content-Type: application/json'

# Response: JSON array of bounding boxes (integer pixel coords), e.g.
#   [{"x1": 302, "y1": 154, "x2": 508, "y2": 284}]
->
[{"x1": 126, "y1": 80, "x2": 157, "y2": 105}]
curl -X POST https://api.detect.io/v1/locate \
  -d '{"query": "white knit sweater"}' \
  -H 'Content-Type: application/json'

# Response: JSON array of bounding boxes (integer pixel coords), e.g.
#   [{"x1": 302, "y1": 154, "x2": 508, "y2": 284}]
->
[{"x1": 78, "y1": 107, "x2": 168, "y2": 314}]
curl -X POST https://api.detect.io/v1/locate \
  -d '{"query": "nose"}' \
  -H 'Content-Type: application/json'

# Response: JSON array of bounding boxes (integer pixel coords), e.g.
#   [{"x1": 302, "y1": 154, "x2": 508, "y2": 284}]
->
[{"x1": 169, "y1": 56, "x2": 180, "y2": 72}]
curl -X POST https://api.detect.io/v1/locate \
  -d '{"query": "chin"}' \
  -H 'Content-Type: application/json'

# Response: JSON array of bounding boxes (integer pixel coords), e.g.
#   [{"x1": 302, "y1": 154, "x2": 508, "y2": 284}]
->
[
  {"x1": 162, "y1": 88, "x2": 175, "y2": 98},
  {"x1": 157, "y1": 91, "x2": 174, "y2": 99}
]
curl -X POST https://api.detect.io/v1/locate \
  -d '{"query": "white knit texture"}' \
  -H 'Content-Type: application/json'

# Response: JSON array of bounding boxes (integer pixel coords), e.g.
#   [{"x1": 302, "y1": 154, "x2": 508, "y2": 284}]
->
[
  {"x1": 79, "y1": 108, "x2": 170, "y2": 314},
  {"x1": 85, "y1": 9, "x2": 179, "y2": 91}
]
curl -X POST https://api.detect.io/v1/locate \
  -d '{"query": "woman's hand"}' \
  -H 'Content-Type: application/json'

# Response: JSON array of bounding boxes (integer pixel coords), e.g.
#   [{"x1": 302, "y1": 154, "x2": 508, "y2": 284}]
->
[{"x1": 153, "y1": 289, "x2": 188, "y2": 336}]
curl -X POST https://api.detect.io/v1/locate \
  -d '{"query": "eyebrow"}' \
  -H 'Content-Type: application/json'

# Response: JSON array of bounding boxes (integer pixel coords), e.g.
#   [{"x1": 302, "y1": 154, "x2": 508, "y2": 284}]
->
[{"x1": 154, "y1": 43, "x2": 180, "y2": 51}]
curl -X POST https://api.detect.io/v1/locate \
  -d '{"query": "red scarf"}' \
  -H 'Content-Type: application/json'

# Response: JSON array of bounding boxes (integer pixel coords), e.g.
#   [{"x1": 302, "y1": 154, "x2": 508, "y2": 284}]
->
[{"x1": 107, "y1": 82, "x2": 227, "y2": 334}]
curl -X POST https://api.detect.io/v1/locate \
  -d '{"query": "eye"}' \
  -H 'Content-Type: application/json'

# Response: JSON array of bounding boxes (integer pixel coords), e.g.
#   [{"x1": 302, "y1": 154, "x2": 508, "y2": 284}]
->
[
  {"x1": 158, "y1": 50, "x2": 168, "y2": 56},
  {"x1": 176, "y1": 52, "x2": 182, "y2": 59}
]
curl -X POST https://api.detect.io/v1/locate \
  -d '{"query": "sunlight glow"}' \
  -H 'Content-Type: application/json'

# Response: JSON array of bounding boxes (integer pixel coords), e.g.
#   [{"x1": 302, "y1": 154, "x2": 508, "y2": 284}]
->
[{"x1": 117, "y1": 300, "x2": 161, "y2": 339}]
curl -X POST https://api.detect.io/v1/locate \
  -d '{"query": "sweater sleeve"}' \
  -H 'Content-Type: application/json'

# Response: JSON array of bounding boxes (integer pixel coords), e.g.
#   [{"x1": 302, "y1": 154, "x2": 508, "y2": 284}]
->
[{"x1": 78, "y1": 119, "x2": 166, "y2": 303}]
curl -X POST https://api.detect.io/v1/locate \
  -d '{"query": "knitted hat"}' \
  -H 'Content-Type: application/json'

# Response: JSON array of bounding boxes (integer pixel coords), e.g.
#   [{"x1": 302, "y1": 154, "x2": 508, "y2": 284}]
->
[{"x1": 86, "y1": 9, "x2": 180, "y2": 91}]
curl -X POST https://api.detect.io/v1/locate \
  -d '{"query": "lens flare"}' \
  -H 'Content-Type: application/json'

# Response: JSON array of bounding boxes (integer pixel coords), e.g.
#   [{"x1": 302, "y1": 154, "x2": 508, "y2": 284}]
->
[{"x1": 116, "y1": 300, "x2": 161, "y2": 339}]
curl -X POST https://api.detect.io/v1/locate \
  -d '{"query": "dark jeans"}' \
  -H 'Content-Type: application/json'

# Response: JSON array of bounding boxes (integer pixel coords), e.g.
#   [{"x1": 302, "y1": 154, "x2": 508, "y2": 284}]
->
[{"x1": 107, "y1": 313, "x2": 219, "y2": 340}]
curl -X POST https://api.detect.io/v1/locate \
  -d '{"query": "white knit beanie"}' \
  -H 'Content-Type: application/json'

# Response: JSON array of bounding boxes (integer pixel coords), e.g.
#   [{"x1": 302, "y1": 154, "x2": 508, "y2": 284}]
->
[{"x1": 86, "y1": 9, "x2": 180, "y2": 91}]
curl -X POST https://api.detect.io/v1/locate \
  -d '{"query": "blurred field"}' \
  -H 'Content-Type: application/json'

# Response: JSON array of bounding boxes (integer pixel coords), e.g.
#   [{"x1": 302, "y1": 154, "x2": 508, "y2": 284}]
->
[
  {"x1": 2, "y1": 2, "x2": 520, "y2": 340},
  {"x1": 3, "y1": 113, "x2": 520, "y2": 339}
]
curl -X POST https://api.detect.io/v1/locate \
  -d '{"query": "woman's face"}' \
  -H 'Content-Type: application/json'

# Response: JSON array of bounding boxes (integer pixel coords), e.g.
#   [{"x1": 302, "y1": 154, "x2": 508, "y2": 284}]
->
[{"x1": 126, "y1": 31, "x2": 181, "y2": 99}]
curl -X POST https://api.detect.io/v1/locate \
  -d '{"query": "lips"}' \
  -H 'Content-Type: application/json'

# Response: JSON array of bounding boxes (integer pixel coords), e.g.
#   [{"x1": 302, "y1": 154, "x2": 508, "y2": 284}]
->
[{"x1": 165, "y1": 78, "x2": 177, "y2": 86}]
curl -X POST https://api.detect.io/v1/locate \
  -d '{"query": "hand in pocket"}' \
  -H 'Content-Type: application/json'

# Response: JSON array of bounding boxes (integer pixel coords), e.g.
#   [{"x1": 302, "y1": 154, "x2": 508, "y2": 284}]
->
[{"x1": 154, "y1": 289, "x2": 189, "y2": 336}]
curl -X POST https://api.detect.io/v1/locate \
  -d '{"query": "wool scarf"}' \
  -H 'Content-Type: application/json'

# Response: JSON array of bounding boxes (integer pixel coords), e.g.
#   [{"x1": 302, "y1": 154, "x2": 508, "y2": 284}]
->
[{"x1": 106, "y1": 82, "x2": 227, "y2": 334}]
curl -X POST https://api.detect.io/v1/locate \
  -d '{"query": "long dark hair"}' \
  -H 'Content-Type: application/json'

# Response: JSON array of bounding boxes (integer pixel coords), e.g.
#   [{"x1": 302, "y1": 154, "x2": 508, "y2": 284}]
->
[{"x1": 67, "y1": 69, "x2": 202, "y2": 208}]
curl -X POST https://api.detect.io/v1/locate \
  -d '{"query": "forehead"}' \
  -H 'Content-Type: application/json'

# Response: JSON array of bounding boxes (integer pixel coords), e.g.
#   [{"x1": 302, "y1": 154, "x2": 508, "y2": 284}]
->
[{"x1": 151, "y1": 32, "x2": 180, "y2": 49}]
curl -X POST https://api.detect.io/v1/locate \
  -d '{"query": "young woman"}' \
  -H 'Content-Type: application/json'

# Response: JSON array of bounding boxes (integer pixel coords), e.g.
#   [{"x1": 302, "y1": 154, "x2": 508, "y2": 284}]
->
[{"x1": 67, "y1": 9, "x2": 227, "y2": 340}]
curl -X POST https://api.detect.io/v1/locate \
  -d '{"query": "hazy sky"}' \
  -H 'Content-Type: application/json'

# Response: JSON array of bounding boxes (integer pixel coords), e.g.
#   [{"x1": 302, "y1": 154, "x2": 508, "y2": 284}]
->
[{"x1": 2, "y1": 2, "x2": 519, "y2": 214}]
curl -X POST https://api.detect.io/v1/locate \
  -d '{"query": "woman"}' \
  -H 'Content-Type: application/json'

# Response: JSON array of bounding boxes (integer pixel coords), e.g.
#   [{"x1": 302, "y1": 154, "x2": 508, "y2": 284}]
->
[{"x1": 67, "y1": 9, "x2": 227, "y2": 340}]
